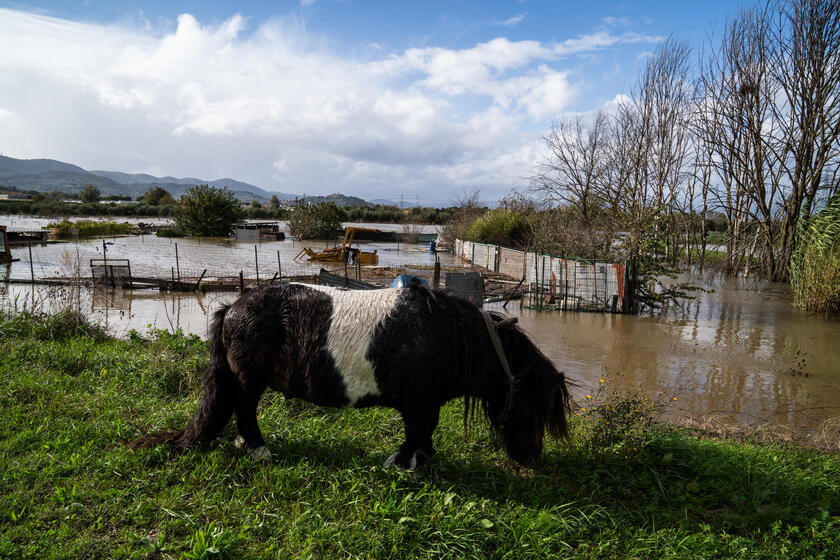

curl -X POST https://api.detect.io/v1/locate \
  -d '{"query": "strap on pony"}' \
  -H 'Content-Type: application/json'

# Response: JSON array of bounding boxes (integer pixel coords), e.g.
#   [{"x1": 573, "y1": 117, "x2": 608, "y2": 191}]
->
[{"x1": 480, "y1": 310, "x2": 518, "y2": 423}]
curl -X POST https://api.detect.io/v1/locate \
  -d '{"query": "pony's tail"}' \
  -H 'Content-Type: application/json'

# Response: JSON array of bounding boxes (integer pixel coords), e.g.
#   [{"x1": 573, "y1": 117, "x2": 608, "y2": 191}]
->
[
  {"x1": 129, "y1": 305, "x2": 237, "y2": 449},
  {"x1": 547, "y1": 371, "x2": 572, "y2": 440}
]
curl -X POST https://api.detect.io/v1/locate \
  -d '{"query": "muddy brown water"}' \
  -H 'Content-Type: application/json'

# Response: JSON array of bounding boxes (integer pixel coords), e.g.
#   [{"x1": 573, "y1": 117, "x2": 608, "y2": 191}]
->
[
  {"x1": 2, "y1": 216, "x2": 838, "y2": 432},
  {"x1": 498, "y1": 274, "x2": 840, "y2": 433}
]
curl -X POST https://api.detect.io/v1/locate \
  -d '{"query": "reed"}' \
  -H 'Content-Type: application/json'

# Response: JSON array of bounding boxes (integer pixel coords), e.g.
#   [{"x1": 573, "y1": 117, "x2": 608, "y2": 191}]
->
[{"x1": 790, "y1": 191, "x2": 840, "y2": 314}]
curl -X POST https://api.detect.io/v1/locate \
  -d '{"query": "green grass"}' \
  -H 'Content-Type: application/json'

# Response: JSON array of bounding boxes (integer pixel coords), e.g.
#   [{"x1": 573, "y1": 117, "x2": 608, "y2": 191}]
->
[{"x1": 1, "y1": 312, "x2": 838, "y2": 558}]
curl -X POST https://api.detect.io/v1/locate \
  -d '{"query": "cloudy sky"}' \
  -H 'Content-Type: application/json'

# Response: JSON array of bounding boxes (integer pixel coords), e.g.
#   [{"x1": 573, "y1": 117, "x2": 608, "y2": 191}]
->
[{"x1": 0, "y1": 1, "x2": 738, "y2": 205}]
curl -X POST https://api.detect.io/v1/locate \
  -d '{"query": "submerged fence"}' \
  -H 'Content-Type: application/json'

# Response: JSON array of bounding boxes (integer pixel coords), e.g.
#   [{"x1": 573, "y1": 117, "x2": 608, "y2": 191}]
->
[{"x1": 454, "y1": 239, "x2": 634, "y2": 313}]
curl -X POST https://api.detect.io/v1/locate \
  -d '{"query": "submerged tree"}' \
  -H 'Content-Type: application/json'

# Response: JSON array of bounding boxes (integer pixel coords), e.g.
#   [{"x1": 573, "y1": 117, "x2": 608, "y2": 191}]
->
[
  {"x1": 175, "y1": 185, "x2": 245, "y2": 237},
  {"x1": 287, "y1": 201, "x2": 345, "y2": 239}
]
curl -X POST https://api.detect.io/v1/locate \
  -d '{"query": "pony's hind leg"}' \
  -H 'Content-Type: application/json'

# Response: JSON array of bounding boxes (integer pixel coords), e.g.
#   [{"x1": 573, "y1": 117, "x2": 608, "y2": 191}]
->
[
  {"x1": 233, "y1": 375, "x2": 271, "y2": 460},
  {"x1": 384, "y1": 406, "x2": 440, "y2": 470}
]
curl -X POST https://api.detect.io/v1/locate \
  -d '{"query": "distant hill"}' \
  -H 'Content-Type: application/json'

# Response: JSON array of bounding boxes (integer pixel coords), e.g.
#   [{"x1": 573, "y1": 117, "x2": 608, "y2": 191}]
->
[
  {"x1": 0, "y1": 155, "x2": 300, "y2": 202},
  {"x1": 0, "y1": 155, "x2": 393, "y2": 207},
  {"x1": 0, "y1": 155, "x2": 87, "y2": 175},
  {"x1": 297, "y1": 193, "x2": 369, "y2": 207}
]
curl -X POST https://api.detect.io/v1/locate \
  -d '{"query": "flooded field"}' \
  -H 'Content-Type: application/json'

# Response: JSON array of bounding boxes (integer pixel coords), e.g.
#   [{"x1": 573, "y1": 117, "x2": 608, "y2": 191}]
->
[
  {"x1": 2, "y1": 216, "x2": 839, "y2": 432},
  {"x1": 1, "y1": 216, "x2": 444, "y2": 282}
]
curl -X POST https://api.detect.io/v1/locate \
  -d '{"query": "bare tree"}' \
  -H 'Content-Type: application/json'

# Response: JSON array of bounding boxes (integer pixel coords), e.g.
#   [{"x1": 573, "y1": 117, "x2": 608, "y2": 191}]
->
[
  {"x1": 695, "y1": 6, "x2": 776, "y2": 275},
  {"x1": 586, "y1": 37, "x2": 694, "y2": 265},
  {"x1": 697, "y1": 0, "x2": 840, "y2": 281},
  {"x1": 439, "y1": 188, "x2": 485, "y2": 248},
  {"x1": 533, "y1": 111, "x2": 609, "y2": 223},
  {"x1": 770, "y1": 0, "x2": 840, "y2": 279}
]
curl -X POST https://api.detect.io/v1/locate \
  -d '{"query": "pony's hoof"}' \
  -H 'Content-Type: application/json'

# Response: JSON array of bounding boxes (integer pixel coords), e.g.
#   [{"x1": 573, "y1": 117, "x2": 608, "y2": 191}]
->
[
  {"x1": 382, "y1": 451, "x2": 418, "y2": 471},
  {"x1": 234, "y1": 435, "x2": 246, "y2": 449},
  {"x1": 248, "y1": 446, "x2": 272, "y2": 461}
]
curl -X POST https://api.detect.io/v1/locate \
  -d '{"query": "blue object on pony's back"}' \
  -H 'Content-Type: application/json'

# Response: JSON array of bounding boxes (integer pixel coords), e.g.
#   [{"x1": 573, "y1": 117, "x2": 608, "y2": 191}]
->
[
  {"x1": 429, "y1": 240, "x2": 436, "y2": 252},
  {"x1": 390, "y1": 273, "x2": 428, "y2": 289}
]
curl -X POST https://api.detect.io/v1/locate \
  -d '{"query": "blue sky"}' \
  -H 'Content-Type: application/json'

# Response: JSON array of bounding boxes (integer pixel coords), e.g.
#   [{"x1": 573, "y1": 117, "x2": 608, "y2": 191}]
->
[{"x1": 0, "y1": 1, "x2": 743, "y2": 204}]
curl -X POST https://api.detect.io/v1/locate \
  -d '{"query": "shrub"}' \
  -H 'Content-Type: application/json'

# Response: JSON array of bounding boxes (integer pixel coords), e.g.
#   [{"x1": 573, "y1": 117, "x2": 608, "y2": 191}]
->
[
  {"x1": 465, "y1": 208, "x2": 528, "y2": 247},
  {"x1": 288, "y1": 201, "x2": 345, "y2": 239},
  {"x1": 47, "y1": 219, "x2": 132, "y2": 238},
  {"x1": 577, "y1": 376, "x2": 671, "y2": 451},
  {"x1": 175, "y1": 185, "x2": 245, "y2": 237},
  {"x1": 156, "y1": 226, "x2": 186, "y2": 238}
]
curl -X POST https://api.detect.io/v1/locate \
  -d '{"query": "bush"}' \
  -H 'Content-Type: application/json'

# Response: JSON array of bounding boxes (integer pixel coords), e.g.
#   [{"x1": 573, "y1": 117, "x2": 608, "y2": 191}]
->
[
  {"x1": 156, "y1": 226, "x2": 186, "y2": 238},
  {"x1": 465, "y1": 209, "x2": 528, "y2": 247},
  {"x1": 577, "y1": 376, "x2": 671, "y2": 451},
  {"x1": 288, "y1": 201, "x2": 345, "y2": 239},
  {"x1": 46, "y1": 219, "x2": 132, "y2": 238},
  {"x1": 175, "y1": 185, "x2": 245, "y2": 237}
]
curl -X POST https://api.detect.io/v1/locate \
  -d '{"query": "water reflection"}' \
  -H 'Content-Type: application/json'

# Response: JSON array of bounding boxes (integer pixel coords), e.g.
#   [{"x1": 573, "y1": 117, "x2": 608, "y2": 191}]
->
[{"x1": 489, "y1": 273, "x2": 840, "y2": 432}]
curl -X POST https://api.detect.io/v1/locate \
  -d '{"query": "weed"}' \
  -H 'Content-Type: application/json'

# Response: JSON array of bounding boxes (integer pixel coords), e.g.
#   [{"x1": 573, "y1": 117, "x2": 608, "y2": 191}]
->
[
  {"x1": 576, "y1": 376, "x2": 670, "y2": 451},
  {"x1": 184, "y1": 522, "x2": 237, "y2": 560}
]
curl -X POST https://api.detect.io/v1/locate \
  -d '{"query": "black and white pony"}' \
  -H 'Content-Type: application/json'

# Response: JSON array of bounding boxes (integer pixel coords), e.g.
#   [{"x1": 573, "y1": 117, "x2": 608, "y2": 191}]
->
[{"x1": 132, "y1": 282, "x2": 570, "y2": 469}]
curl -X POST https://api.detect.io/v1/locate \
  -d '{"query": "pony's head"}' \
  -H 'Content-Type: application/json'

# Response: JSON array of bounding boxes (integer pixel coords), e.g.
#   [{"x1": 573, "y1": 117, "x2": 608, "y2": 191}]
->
[{"x1": 485, "y1": 313, "x2": 570, "y2": 465}]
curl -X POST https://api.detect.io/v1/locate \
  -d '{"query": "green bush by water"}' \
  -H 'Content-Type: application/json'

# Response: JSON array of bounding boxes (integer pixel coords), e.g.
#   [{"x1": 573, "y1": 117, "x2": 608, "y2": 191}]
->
[
  {"x1": 465, "y1": 209, "x2": 529, "y2": 247},
  {"x1": 0, "y1": 312, "x2": 838, "y2": 558},
  {"x1": 46, "y1": 219, "x2": 133, "y2": 238}
]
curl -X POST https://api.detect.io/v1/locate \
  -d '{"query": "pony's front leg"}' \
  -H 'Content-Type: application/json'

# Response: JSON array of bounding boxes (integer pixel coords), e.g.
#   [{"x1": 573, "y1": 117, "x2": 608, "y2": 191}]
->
[
  {"x1": 233, "y1": 376, "x2": 271, "y2": 461},
  {"x1": 384, "y1": 406, "x2": 440, "y2": 470}
]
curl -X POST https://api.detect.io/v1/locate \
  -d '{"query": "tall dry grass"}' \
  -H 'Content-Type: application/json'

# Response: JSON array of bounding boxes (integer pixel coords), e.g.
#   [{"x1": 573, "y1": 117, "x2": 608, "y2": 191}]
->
[{"x1": 790, "y1": 191, "x2": 840, "y2": 314}]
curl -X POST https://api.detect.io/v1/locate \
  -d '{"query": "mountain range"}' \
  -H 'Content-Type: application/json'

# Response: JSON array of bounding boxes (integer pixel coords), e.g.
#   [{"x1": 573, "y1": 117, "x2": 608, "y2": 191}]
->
[
  {"x1": 0, "y1": 155, "x2": 378, "y2": 207},
  {"x1": 0, "y1": 155, "x2": 436, "y2": 208},
  {"x1": 0, "y1": 154, "x2": 292, "y2": 202}
]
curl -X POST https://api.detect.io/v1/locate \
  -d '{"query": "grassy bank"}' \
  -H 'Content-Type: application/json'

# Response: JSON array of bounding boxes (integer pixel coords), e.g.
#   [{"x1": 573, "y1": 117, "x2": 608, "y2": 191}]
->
[{"x1": 1, "y1": 313, "x2": 838, "y2": 559}]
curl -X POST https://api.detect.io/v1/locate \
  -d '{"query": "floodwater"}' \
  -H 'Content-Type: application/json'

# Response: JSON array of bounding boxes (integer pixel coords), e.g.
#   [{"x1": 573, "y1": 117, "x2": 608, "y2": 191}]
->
[
  {"x1": 498, "y1": 275, "x2": 840, "y2": 432},
  {"x1": 2, "y1": 215, "x2": 839, "y2": 432},
  {"x1": 1, "y1": 216, "x2": 444, "y2": 281}
]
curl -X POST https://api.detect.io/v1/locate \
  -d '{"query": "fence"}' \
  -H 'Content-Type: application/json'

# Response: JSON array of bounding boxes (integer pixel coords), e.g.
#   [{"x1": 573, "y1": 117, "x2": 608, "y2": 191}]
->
[
  {"x1": 454, "y1": 239, "x2": 633, "y2": 313},
  {"x1": 90, "y1": 258, "x2": 132, "y2": 287}
]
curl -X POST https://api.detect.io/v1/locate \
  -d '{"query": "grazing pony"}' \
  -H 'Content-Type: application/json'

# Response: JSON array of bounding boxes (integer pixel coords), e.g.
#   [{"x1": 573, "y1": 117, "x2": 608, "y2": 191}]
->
[{"x1": 131, "y1": 282, "x2": 570, "y2": 469}]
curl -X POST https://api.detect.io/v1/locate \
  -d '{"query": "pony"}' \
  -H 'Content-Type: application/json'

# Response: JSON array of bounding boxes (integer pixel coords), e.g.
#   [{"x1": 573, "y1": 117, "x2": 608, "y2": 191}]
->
[{"x1": 131, "y1": 282, "x2": 570, "y2": 469}]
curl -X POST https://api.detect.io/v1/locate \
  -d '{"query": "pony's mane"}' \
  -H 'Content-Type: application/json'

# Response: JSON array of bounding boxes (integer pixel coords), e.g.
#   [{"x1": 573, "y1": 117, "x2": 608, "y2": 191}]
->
[{"x1": 419, "y1": 287, "x2": 569, "y2": 441}]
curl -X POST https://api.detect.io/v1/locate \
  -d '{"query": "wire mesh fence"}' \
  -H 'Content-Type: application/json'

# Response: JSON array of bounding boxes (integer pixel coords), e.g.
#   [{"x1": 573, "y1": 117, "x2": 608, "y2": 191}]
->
[{"x1": 454, "y1": 239, "x2": 633, "y2": 313}]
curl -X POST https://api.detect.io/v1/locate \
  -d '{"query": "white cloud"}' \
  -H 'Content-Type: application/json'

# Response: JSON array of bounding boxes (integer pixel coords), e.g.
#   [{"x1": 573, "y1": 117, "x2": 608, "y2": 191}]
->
[
  {"x1": 0, "y1": 7, "x2": 661, "y2": 202},
  {"x1": 601, "y1": 16, "x2": 632, "y2": 28},
  {"x1": 498, "y1": 14, "x2": 526, "y2": 27}
]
